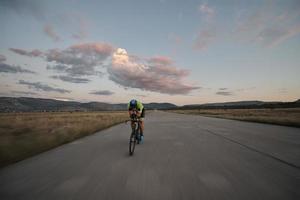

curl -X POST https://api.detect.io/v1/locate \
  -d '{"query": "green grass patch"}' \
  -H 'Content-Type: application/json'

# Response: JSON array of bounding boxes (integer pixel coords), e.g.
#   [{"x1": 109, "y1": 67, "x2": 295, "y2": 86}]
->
[
  {"x1": 170, "y1": 108, "x2": 300, "y2": 128},
  {"x1": 0, "y1": 111, "x2": 128, "y2": 168}
]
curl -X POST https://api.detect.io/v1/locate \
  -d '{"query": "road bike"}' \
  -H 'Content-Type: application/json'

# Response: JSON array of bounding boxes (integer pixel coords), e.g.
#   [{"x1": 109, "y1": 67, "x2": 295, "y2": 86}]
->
[{"x1": 127, "y1": 114, "x2": 142, "y2": 156}]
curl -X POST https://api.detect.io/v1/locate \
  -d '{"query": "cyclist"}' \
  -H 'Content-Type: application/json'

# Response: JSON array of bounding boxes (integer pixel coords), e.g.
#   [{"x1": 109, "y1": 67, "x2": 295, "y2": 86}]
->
[{"x1": 128, "y1": 99, "x2": 145, "y2": 143}]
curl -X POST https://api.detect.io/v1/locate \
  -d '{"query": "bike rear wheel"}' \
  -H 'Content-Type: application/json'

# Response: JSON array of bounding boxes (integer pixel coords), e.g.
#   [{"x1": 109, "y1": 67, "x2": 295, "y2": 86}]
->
[{"x1": 129, "y1": 134, "x2": 136, "y2": 155}]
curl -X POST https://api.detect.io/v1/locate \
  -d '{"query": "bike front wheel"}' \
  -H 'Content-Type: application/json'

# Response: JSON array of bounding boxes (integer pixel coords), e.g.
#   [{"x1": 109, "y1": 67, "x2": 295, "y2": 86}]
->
[{"x1": 129, "y1": 134, "x2": 136, "y2": 155}]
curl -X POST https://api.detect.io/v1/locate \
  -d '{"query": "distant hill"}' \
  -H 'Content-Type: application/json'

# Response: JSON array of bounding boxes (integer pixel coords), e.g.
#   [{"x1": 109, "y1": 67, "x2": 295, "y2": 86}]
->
[
  {"x1": 0, "y1": 97, "x2": 177, "y2": 112},
  {"x1": 181, "y1": 101, "x2": 265, "y2": 109},
  {"x1": 180, "y1": 100, "x2": 300, "y2": 110},
  {"x1": 145, "y1": 103, "x2": 177, "y2": 110},
  {"x1": 0, "y1": 97, "x2": 299, "y2": 112}
]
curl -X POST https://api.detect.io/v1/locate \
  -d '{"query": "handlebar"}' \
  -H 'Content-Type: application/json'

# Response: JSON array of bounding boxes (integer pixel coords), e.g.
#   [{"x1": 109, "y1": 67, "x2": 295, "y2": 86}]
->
[
  {"x1": 125, "y1": 111, "x2": 142, "y2": 124},
  {"x1": 125, "y1": 117, "x2": 142, "y2": 124},
  {"x1": 131, "y1": 118, "x2": 142, "y2": 122}
]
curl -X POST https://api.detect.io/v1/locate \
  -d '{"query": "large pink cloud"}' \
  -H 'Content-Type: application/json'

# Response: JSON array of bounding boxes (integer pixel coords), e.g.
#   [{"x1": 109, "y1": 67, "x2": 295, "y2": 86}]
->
[
  {"x1": 10, "y1": 43, "x2": 199, "y2": 95},
  {"x1": 108, "y1": 48, "x2": 199, "y2": 95}
]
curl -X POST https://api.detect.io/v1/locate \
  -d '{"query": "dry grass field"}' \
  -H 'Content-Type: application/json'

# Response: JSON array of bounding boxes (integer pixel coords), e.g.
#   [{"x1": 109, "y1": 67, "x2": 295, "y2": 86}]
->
[
  {"x1": 171, "y1": 108, "x2": 300, "y2": 128},
  {"x1": 0, "y1": 111, "x2": 128, "y2": 167}
]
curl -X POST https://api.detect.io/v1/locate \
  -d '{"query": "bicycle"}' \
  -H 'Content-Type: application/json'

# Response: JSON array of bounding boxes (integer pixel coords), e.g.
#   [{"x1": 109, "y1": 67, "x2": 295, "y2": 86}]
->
[{"x1": 127, "y1": 114, "x2": 142, "y2": 156}]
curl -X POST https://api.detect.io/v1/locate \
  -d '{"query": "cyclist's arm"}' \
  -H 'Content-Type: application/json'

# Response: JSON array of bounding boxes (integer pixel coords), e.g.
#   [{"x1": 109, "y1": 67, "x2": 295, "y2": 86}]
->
[
  {"x1": 136, "y1": 102, "x2": 143, "y2": 117},
  {"x1": 128, "y1": 103, "x2": 135, "y2": 118}
]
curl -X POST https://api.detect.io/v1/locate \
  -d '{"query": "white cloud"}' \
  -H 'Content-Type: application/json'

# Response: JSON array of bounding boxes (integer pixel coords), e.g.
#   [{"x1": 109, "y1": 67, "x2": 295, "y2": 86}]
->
[
  {"x1": 11, "y1": 43, "x2": 114, "y2": 76},
  {"x1": 235, "y1": 3, "x2": 300, "y2": 47},
  {"x1": 10, "y1": 44, "x2": 199, "y2": 95},
  {"x1": 257, "y1": 24, "x2": 300, "y2": 47},
  {"x1": 108, "y1": 48, "x2": 199, "y2": 95},
  {"x1": 198, "y1": 3, "x2": 215, "y2": 21}
]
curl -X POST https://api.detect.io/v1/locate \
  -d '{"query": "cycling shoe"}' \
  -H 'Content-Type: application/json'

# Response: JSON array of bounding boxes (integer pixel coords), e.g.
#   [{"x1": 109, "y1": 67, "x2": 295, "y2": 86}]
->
[{"x1": 140, "y1": 136, "x2": 144, "y2": 144}]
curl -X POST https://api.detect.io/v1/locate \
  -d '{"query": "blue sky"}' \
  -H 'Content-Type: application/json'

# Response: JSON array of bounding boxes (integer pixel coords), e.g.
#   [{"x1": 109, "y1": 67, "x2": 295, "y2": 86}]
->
[{"x1": 0, "y1": 0, "x2": 300, "y2": 105}]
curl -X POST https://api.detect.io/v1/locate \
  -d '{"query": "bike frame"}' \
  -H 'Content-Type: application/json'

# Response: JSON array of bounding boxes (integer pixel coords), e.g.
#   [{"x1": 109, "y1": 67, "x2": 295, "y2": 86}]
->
[
  {"x1": 131, "y1": 117, "x2": 141, "y2": 142},
  {"x1": 128, "y1": 114, "x2": 142, "y2": 155}
]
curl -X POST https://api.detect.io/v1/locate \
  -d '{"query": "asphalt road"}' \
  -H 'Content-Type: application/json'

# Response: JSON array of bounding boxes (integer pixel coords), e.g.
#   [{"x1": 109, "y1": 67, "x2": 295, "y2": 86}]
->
[{"x1": 1, "y1": 111, "x2": 300, "y2": 200}]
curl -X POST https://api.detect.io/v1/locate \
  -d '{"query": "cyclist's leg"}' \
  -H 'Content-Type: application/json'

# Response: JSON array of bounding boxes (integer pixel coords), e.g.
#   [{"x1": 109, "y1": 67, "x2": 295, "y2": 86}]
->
[
  {"x1": 139, "y1": 121, "x2": 144, "y2": 135},
  {"x1": 140, "y1": 108, "x2": 145, "y2": 135},
  {"x1": 131, "y1": 121, "x2": 136, "y2": 136},
  {"x1": 138, "y1": 121, "x2": 144, "y2": 143}
]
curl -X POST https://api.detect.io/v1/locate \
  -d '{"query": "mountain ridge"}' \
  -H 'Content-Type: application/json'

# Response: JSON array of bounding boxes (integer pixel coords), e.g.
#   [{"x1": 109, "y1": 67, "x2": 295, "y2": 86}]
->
[
  {"x1": 180, "y1": 100, "x2": 300, "y2": 109},
  {"x1": 0, "y1": 97, "x2": 299, "y2": 112},
  {"x1": 0, "y1": 97, "x2": 177, "y2": 112}
]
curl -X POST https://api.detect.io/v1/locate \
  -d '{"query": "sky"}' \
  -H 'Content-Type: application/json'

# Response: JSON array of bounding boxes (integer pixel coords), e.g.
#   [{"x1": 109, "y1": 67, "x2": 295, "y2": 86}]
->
[{"x1": 0, "y1": 0, "x2": 300, "y2": 105}]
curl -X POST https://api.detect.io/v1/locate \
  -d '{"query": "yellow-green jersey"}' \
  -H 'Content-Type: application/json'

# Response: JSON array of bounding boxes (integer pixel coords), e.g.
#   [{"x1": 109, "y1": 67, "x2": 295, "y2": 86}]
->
[{"x1": 128, "y1": 100, "x2": 144, "y2": 112}]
